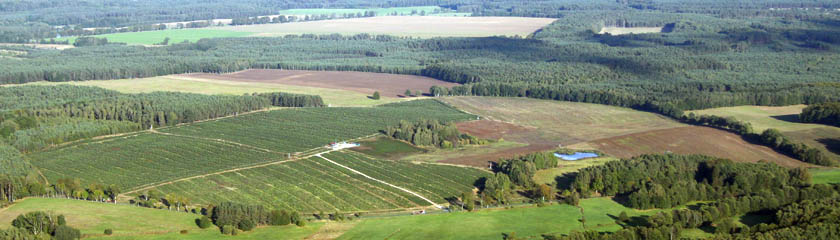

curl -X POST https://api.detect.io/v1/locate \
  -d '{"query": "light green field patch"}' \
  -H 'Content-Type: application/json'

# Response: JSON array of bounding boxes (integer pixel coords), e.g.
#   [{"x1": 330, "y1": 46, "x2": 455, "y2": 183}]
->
[
  {"x1": 689, "y1": 105, "x2": 817, "y2": 132},
  {"x1": 811, "y1": 168, "x2": 840, "y2": 184},
  {"x1": 57, "y1": 29, "x2": 254, "y2": 45},
  {"x1": 400, "y1": 140, "x2": 528, "y2": 163},
  {"x1": 339, "y1": 197, "x2": 677, "y2": 239},
  {"x1": 0, "y1": 198, "x2": 200, "y2": 236},
  {"x1": 338, "y1": 204, "x2": 582, "y2": 239},
  {"x1": 24, "y1": 76, "x2": 402, "y2": 107},
  {"x1": 88, "y1": 224, "x2": 324, "y2": 240},
  {"x1": 533, "y1": 157, "x2": 619, "y2": 185}
]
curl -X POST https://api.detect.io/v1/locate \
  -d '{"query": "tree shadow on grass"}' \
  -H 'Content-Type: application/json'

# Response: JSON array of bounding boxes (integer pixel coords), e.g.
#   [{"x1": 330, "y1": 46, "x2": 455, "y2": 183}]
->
[
  {"x1": 817, "y1": 138, "x2": 840, "y2": 155},
  {"x1": 770, "y1": 114, "x2": 801, "y2": 123},
  {"x1": 607, "y1": 214, "x2": 650, "y2": 227}
]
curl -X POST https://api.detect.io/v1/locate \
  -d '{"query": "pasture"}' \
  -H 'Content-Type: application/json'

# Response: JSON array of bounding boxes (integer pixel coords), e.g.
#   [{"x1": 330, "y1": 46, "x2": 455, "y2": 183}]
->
[
  {"x1": 0, "y1": 198, "x2": 200, "y2": 237},
  {"x1": 57, "y1": 29, "x2": 254, "y2": 45},
  {"x1": 690, "y1": 105, "x2": 840, "y2": 161},
  {"x1": 811, "y1": 168, "x2": 840, "y2": 185},
  {"x1": 25, "y1": 75, "x2": 400, "y2": 107},
  {"x1": 0, "y1": 198, "x2": 323, "y2": 239},
  {"x1": 143, "y1": 151, "x2": 489, "y2": 212},
  {"x1": 577, "y1": 126, "x2": 805, "y2": 168},
  {"x1": 338, "y1": 197, "x2": 669, "y2": 239},
  {"x1": 215, "y1": 16, "x2": 556, "y2": 38},
  {"x1": 183, "y1": 69, "x2": 459, "y2": 98}
]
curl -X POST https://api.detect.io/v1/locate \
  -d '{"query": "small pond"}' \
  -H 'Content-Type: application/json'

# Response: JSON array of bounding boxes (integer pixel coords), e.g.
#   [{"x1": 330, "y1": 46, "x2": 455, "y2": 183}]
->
[{"x1": 554, "y1": 152, "x2": 599, "y2": 161}]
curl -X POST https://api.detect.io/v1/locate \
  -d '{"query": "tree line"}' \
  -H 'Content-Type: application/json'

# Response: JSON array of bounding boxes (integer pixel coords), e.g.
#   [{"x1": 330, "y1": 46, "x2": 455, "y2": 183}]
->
[
  {"x1": 544, "y1": 153, "x2": 840, "y2": 240},
  {"x1": 800, "y1": 102, "x2": 840, "y2": 127},
  {"x1": 0, "y1": 85, "x2": 324, "y2": 153},
  {"x1": 382, "y1": 120, "x2": 487, "y2": 148}
]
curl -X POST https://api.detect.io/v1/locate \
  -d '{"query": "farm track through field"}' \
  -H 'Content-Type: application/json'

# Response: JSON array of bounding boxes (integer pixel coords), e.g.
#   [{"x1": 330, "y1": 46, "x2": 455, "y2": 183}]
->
[
  {"x1": 149, "y1": 129, "x2": 276, "y2": 153},
  {"x1": 316, "y1": 152, "x2": 443, "y2": 209},
  {"x1": 119, "y1": 148, "x2": 329, "y2": 198},
  {"x1": 119, "y1": 133, "x2": 382, "y2": 198}
]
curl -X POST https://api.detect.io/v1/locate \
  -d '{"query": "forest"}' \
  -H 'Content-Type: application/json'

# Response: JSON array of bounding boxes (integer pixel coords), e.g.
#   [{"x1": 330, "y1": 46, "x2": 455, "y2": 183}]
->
[
  {"x1": 546, "y1": 154, "x2": 840, "y2": 240},
  {"x1": 800, "y1": 102, "x2": 840, "y2": 127}
]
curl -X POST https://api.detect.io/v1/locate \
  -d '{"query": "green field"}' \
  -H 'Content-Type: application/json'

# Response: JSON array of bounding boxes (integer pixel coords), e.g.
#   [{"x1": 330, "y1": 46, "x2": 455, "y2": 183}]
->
[
  {"x1": 30, "y1": 133, "x2": 280, "y2": 189},
  {"x1": 59, "y1": 29, "x2": 254, "y2": 45},
  {"x1": 25, "y1": 76, "x2": 402, "y2": 107},
  {"x1": 277, "y1": 6, "x2": 470, "y2": 17},
  {"x1": 159, "y1": 100, "x2": 474, "y2": 153},
  {"x1": 30, "y1": 100, "x2": 473, "y2": 191},
  {"x1": 338, "y1": 197, "x2": 667, "y2": 239},
  {"x1": 349, "y1": 137, "x2": 426, "y2": 159},
  {"x1": 689, "y1": 105, "x2": 817, "y2": 132},
  {"x1": 0, "y1": 198, "x2": 322, "y2": 239},
  {"x1": 0, "y1": 198, "x2": 200, "y2": 236},
  {"x1": 533, "y1": 157, "x2": 619, "y2": 185},
  {"x1": 811, "y1": 168, "x2": 840, "y2": 185},
  {"x1": 146, "y1": 151, "x2": 489, "y2": 212}
]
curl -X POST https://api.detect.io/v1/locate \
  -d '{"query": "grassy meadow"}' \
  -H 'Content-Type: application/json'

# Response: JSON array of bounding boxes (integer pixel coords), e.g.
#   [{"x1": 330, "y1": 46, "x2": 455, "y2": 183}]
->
[
  {"x1": 24, "y1": 76, "x2": 403, "y2": 107},
  {"x1": 811, "y1": 168, "x2": 840, "y2": 185},
  {"x1": 0, "y1": 198, "x2": 322, "y2": 239},
  {"x1": 58, "y1": 29, "x2": 254, "y2": 45}
]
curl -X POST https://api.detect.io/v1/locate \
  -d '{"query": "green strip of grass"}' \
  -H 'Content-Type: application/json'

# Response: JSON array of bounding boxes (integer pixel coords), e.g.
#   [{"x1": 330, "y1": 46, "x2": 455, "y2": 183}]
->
[{"x1": 57, "y1": 29, "x2": 254, "y2": 45}]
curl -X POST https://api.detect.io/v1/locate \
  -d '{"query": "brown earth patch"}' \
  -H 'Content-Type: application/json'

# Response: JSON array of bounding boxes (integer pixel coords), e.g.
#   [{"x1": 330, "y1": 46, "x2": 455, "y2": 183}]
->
[
  {"x1": 440, "y1": 120, "x2": 563, "y2": 167},
  {"x1": 181, "y1": 69, "x2": 459, "y2": 98},
  {"x1": 585, "y1": 126, "x2": 809, "y2": 168}
]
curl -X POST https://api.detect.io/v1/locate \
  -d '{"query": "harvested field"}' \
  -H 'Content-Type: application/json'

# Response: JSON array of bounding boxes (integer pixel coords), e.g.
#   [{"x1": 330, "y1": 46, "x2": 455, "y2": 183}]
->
[
  {"x1": 183, "y1": 69, "x2": 459, "y2": 98},
  {"x1": 599, "y1": 27, "x2": 663, "y2": 35},
  {"x1": 437, "y1": 97, "x2": 683, "y2": 166},
  {"x1": 580, "y1": 126, "x2": 807, "y2": 168},
  {"x1": 214, "y1": 16, "x2": 556, "y2": 38}
]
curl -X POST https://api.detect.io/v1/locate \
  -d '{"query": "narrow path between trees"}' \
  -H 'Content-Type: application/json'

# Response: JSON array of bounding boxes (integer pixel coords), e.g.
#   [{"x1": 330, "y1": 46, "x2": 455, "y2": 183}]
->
[{"x1": 315, "y1": 152, "x2": 443, "y2": 209}]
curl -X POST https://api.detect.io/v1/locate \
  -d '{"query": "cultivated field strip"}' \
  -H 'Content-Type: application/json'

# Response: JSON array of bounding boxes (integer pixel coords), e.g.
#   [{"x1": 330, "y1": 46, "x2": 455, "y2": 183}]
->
[
  {"x1": 31, "y1": 133, "x2": 280, "y2": 189},
  {"x1": 144, "y1": 152, "x2": 489, "y2": 212},
  {"x1": 29, "y1": 100, "x2": 472, "y2": 191},
  {"x1": 159, "y1": 100, "x2": 474, "y2": 153}
]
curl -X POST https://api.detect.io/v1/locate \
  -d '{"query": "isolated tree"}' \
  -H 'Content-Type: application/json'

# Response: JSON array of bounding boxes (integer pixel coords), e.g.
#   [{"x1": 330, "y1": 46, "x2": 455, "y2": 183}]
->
[
  {"x1": 372, "y1": 91, "x2": 380, "y2": 100},
  {"x1": 415, "y1": 90, "x2": 422, "y2": 97},
  {"x1": 197, "y1": 216, "x2": 212, "y2": 229},
  {"x1": 405, "y1": 89, "x2": 412, "y2": 97}
]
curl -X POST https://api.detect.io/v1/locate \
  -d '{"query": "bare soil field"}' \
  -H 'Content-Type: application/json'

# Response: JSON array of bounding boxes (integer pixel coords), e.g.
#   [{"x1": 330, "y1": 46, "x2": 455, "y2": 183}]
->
[
  {"x1": 599, "y1": 27, "x2": 663, "y2": 35},
  {"x1": 214, "y1": 16, "x2": 556, "y2": 37},
  {"x1": 183, "y1": 69, "x2": 459, "y2": 98},
  {"x1": 578, "y1": 126, "x2": 808, "y2": 168}
]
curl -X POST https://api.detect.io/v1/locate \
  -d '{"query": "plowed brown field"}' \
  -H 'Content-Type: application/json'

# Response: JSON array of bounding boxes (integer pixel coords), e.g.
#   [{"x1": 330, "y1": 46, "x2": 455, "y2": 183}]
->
[{"x1": 582, "y1": 126, "x2": 808, "y2": 168}]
